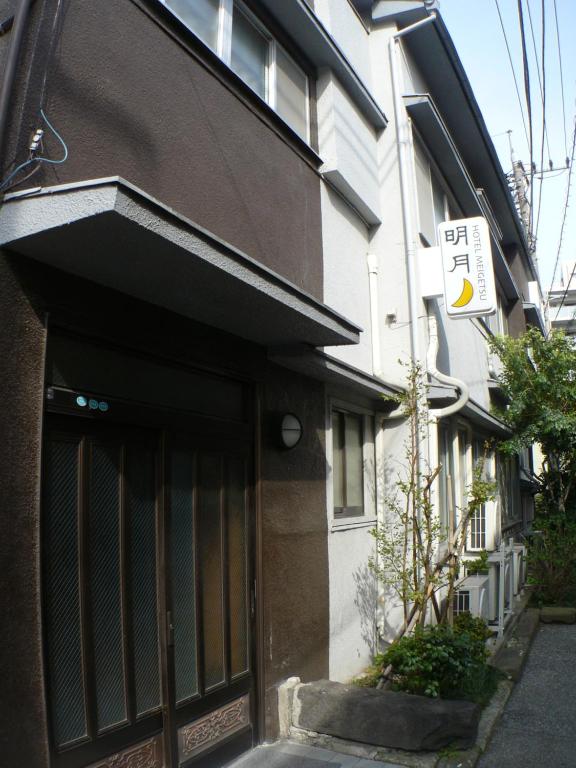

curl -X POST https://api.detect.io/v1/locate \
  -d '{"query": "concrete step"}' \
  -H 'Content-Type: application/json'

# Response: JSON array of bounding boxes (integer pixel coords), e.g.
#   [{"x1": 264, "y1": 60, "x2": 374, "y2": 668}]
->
[{"x1": 228, "y1": 741, "x2": 403, "y2": 768}]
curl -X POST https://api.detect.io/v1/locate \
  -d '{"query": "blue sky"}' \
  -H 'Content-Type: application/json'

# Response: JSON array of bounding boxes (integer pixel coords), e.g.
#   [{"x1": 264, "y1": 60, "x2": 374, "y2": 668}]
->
[{"x1": 439, "y1": 0, "x2": 576, "y2": 295}]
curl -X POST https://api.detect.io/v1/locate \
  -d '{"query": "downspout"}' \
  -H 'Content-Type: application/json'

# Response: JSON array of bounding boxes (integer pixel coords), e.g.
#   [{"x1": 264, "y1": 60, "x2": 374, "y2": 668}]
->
[
  {"x1": 0, "y1": 0, "x2": 35, "y2": 179},
  {"x1": 427, "y1": 311, "x2": 469, "y2": 419}
]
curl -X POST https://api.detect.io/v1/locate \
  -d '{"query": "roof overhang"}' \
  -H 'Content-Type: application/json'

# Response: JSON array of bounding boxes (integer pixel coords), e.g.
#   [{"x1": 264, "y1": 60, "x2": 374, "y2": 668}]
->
[
  {"x1": 523, "y1": 302, "x2": 546, "y2": 334},
  {"x1": 405, "y1": 95, "x2": 519, "y2": 301},
  {"x1": 373, "y1": 3, "x2": 537, "y2": 281},
  {"x1": 428, "y1": 386, "x2": 512, "y2": 437},
  {"x1": 259, "y1": 0, "x2": 387, "y2": 131},
  {"x1": 0, "y1": 177, "x2": 361, "y2": 348},
  {"x1": 268, "y1": 346, "x2": 401, "y2": 405}
]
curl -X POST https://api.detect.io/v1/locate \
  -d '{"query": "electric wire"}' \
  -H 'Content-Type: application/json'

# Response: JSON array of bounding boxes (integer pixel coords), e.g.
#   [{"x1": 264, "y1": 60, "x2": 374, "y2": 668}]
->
[
  {"x1": 526, "y1": 0, "x2": 552, "y2": 163},
  {"x1": 546, "y1": 116, "x2": 576, "y2": 313},
  {"x1": 494, "y1": 0, "x2": 531, "y2": 150},
  {"x1": 530, "y1": 0, "x2": 548, "y2": 243},
  {"x1": 553, "y1": 0, "x2": 568, "y2": 159},
  {"x1": 0, "y1": 108, "x2": 68, "y2": 191}
]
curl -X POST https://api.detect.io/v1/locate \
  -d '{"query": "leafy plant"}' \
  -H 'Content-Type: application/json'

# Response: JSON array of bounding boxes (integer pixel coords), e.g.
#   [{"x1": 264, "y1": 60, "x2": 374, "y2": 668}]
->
[
  {"x1": 368, "y1": 363, "x2": 495, "y2": 636},
  {"x1": 381, "y1": 620, "x2": 493, "y2": 700},
  {"x1": 465, "y1": 550, "x2": 489, "y2": 575},
  {"x1": 489, "y1": 328, "x2": 576, "y2": 603},
  {"x1": 453, "y1": 611, "x2": 492, "y2": 660},
  {"x1": 489, "y1": 328, "x2": 576, "y2": 518},
  {"x1": 528, "y1": 512, "x2": 576, "y2": 605}
]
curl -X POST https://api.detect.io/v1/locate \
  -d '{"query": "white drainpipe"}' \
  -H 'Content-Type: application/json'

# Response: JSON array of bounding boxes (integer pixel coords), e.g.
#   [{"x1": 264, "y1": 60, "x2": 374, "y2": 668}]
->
[{"x1": 427, "y1": 311, "x2": 470, "y2": 419}]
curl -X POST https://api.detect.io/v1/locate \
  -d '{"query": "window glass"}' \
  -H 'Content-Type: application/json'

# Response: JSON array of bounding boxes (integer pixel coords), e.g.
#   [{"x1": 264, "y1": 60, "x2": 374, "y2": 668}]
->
[
  {"x1": 231, "y1": 6, "x2": 268, "y2": 100},
  {"x1": 276, "y1": 45, "x2": 308, "y2": 139},
  {"x1": 432, "y1": 173, "x2": 446, "y2": 232},
  {"x1": 414, "y1": 140, "x2": 435, "y2": 246},
  {"x1": 163, "y1": 0, "x2": 220, "y2": 51},
  {"x1": 438, "y1": 426, "x2": 454, "y2": 529},
  {"x1": 344, "y1": 414, "x2": 363, "y2": 508},
  {"x1": 458, "y1": 429, "x2": 468, "y2": 513},
  {"x1": 161, "y1": 0, "x2": 309, "y2": 141},
  {"x1": 333, "y1": 411, "x2": 365, "y2": 517},
  {"x1": 332, "y1": 417, "x2": 345, "y2": 509}
]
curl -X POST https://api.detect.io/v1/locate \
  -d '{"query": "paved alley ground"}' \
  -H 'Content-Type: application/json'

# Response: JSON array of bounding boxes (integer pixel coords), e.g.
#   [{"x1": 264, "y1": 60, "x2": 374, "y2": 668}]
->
[
  {"x1": 479, "y1": 623, "x2": 576, "y2": 768},
  {"x1": 229, "y1": 742, "x2": 401, "y2": 768}
]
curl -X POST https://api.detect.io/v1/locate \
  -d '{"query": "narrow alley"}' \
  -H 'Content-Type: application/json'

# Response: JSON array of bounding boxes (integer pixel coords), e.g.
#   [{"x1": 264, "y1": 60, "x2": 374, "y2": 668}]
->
[{"x1": 479, "y1": 623, "x2": 576, "y2": 768}]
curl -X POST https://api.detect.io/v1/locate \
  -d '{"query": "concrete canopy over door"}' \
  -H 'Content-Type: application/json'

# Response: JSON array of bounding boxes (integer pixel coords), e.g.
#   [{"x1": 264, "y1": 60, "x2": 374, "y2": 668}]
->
[{"x1": 0, "y1": 177, "x2": 361, "y2": 349}]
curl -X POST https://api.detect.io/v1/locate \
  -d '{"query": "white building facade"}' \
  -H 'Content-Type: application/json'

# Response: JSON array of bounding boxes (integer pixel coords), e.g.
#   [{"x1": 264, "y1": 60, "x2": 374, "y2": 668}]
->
[{"x1": 312, "y1": 0, "x2": 544, "y2": 680}]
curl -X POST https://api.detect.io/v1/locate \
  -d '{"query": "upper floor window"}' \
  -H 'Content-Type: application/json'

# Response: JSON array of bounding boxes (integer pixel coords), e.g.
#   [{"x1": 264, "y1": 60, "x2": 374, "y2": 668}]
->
[
  {"x1": 331, "y1": 406, "x2": 375, "y2": 521},
  {"x1": 161, "y1": 0, "x2": 310, "y2": 141},
  {"x1": 414, "y1": 137, "x2": 457, "y2": 247}
]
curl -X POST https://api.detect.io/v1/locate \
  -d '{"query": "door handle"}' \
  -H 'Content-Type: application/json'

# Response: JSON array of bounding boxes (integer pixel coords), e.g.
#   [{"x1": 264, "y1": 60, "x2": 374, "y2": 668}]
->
[{"x1": 166, "y1": 611, "x2": 175, "y2": 647}]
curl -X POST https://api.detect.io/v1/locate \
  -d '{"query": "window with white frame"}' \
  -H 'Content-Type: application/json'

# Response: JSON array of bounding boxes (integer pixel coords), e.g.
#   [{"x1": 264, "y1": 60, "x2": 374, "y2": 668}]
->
[
  {"x1": 438, "y1": 424, "x2": 477, "y2": 535},
  {"x1": 497, "y1": 453, "x2": 522, "y2": 529},
  {"x1": 486, "y1": 291, "x2": 509, "y2": 336},
  {"x1": 469, "y1": 440, "x2": 487, "y2": 550},
  {"x1": 414, "y1": 137, "x2": 457, "y2": 247},
  {"x1": 161, "y1": 0, "x2": 310, "y2": 140},
  {"x1": 437, "y1": 424, "x2": 455, "y2": 530},
  {"x1": 331, "y1": 408, "x2": 375, "y2": 519}
]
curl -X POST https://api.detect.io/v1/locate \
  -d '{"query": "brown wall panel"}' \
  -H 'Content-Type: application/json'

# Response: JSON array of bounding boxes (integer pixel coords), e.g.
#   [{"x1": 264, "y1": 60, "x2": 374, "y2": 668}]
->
[
  {"x1": 260, "y1": 365, "x2": 329, "y2": 739},
  {"x1": 6, "y1": 0, "x2": 323, "y2": 300},
  {"x1": 0, "y1": 253, "x2": 50, "y2": 768}
]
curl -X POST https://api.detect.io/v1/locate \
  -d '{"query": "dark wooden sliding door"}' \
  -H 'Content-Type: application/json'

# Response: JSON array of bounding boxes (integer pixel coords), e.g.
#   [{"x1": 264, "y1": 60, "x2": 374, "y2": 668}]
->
[{"x1": 42, "y1": 407, "x2": 255, "y2": 768}]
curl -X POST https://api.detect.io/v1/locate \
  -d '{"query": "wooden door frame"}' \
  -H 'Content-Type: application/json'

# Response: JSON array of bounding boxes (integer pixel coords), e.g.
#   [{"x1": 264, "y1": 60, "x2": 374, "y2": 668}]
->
[{"x1": 42, "y1": 384, "x2": 262, "y2": 768}]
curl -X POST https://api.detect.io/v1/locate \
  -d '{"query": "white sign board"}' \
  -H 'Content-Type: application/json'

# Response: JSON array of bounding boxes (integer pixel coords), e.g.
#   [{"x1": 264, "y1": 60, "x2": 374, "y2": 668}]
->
[{"x1": 438, "y1": 216, "x2": 496, "y2": 319}]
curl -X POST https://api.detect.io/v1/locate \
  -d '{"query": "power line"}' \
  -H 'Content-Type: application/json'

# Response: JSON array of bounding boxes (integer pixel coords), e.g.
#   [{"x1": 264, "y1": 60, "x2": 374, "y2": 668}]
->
[
  {"x1": 547, "y1": 116, "x2": 576, "y2": 315},
  {"x1": 531, "y1": 0, "x2": 548, "y2": 242},
  {"x1": 526, "y1": 0, "x2": 551, "y2": 163},
  {"x1": 494, "y1": 0, "x2": 531, "y2": 150},
  {"x1": 552, "y1": 0, "x2": 569, "y2": 160}
]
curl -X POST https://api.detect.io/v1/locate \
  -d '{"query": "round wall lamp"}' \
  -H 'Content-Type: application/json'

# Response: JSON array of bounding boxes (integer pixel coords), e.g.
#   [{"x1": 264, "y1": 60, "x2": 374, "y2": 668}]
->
[{"x1": 280, "y1": 413, "x2": 303, "y2": 449}]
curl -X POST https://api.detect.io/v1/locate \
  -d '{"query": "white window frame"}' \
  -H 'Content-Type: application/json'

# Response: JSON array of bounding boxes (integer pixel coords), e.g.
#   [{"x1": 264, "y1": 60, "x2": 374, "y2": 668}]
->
[
  {"x1": 328, "y1": 400, "x2": 376, "y2": 529},
  {"x1": 412, "y1": 132, "x2": 462, "y2": 248},
  {"x1": 160, "y1": 0, "x2": 310, "y2": 143}
]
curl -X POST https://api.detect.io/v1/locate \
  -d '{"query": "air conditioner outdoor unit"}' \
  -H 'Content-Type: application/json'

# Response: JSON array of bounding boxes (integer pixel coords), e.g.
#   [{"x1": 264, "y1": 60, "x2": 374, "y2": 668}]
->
[
  {"x1": 513, "y1": 544, "x2": 526, "y2": 594},
  {"x1": 453, "y1": 575, "x2": 490, "y2": 621},
  {"x1": 504, "y1": 560, "x2": 512, "y2": 609}
]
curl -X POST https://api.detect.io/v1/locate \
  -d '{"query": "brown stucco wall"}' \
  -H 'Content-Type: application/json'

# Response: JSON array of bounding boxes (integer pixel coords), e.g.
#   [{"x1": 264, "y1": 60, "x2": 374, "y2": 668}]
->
[
  {"x1": 1, "y1": 258, "x2": 329, "y2": 753},
  {"x1": 0, "y1": 253, "x2": 49, "y2": 768},
  {"x1": 3, "y1": 0, "x2": 323, "y2": 300},
  {"x1": 261, "y1": 365, "x2": 329, "y2": 738}
]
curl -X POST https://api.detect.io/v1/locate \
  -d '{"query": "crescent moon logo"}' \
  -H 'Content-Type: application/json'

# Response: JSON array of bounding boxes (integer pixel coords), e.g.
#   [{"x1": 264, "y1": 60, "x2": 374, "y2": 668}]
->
[{"x1": 451, "y1": 278, "x2": 474, "y2": 308}]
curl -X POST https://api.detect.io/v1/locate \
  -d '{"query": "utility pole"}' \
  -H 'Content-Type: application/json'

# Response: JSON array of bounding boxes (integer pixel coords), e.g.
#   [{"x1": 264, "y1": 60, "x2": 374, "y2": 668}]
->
[{"x1": 507, "y1": 130, "x2": 534, "y2": 253}]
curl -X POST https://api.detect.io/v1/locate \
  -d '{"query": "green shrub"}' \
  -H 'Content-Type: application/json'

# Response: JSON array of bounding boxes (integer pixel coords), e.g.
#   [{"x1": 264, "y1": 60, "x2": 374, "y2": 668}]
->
[
  {"x1": 381, "y1": 619, "x2": 493, "y2": 701},
  {"x1": 453, "y1": 612, "x2": 492, "y2": 661},
  {"x1": 465, "y1": 550, "x2": 489, "y2": 576},
  {"x1": 528, "y1": 513, "x2": 576, "y2": 606}
]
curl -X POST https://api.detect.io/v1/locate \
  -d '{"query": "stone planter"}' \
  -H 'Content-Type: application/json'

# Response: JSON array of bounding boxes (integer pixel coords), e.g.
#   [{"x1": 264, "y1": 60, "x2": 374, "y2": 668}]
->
[{"x1": 283, "y1": 679, "x2": 481, "y2": 752}]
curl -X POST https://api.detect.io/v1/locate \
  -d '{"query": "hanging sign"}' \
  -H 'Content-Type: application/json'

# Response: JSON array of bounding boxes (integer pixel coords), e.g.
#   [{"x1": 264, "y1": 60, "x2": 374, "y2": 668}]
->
[{"x1": 438, "y1": 216, "x2": 496, "y2": 319}]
